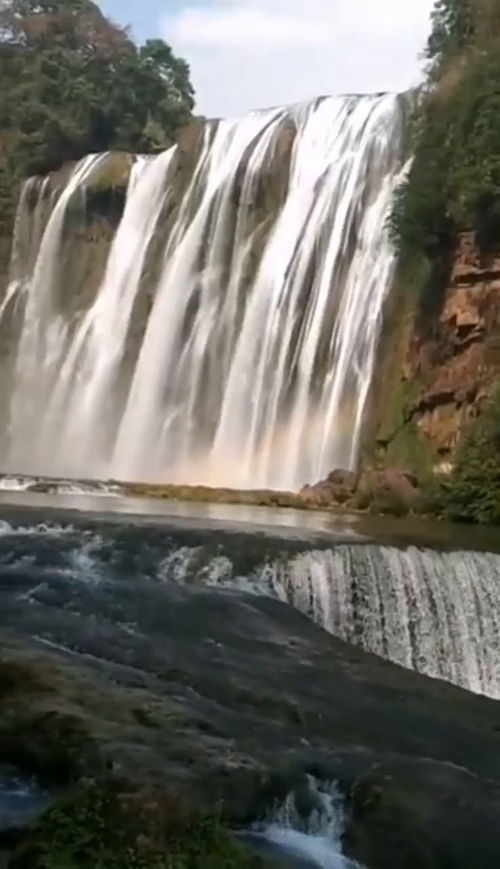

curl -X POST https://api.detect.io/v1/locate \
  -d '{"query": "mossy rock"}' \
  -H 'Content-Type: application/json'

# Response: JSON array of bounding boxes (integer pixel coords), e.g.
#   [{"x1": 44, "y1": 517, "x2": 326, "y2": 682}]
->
[
  {"x1": 85, "y1": 153, "x2": 134, "y2": 194},
  {"x1": 10, "y1": 780, "x2": 266, "y2": 869}
]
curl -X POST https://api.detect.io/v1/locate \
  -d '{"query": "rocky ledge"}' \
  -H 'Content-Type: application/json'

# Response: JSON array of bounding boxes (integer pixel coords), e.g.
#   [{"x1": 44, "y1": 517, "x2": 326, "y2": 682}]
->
[
  {"x1": 301, "y1": 467, "x2": 420, "y2": 515},
  {"x1": 1, "y1": 572, "x2": 500, "y2": 867}
]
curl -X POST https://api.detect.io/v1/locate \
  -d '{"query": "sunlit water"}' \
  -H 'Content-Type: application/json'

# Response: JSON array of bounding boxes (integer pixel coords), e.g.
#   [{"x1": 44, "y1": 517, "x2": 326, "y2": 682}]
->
[{"x1": 0, "y1": 95, "x2": 407, "y2": 489}]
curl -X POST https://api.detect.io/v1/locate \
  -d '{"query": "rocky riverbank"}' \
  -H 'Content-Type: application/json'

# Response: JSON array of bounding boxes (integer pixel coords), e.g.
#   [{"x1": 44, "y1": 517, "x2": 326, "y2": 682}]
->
[{"x1": 2, "y1": 561, "x2": 500, "y2": 867}]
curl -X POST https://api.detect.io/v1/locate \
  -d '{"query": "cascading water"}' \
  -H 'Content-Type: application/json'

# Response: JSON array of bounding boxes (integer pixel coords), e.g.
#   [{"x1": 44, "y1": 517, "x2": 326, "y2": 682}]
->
[
  {"x1": 0, "y1": 94, "x2": 407, "y2": 489},
  {"x1": 0, "y1": 510, "x2": 498, "y2": 696},
  {"x1": 242, "y1": 777, "x2": 359, "y2": 868},
  {"x1": 163, "y1": 541, "x2": 500, "y2": 699}
]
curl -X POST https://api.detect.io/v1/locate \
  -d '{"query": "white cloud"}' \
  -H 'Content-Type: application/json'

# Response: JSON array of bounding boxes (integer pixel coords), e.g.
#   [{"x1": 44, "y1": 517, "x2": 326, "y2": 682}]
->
[
  {"x1": 172, "y1": 7, "x2": 330, "y2": 49},
  {"x1": 163, "y1": 0, "x2": 435, "y2": 118}
]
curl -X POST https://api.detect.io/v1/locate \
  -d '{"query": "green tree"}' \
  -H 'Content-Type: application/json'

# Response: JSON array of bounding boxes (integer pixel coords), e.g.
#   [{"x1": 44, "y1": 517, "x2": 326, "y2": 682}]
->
[
  {"x1": 390, "y1": 0, "x2": 500, "y2": 256},
  {"x1": 426, "y1": 0, "x2": 475, "y2": 72},
  {"x1": 0, "y1": 0, "x2": 195, "y2": 267}
]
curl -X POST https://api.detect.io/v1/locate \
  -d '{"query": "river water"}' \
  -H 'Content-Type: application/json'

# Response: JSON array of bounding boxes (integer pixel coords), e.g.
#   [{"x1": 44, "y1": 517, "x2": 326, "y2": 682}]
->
[{"x1": 0, "y1": 487, "x2": 498, "y2": 865}]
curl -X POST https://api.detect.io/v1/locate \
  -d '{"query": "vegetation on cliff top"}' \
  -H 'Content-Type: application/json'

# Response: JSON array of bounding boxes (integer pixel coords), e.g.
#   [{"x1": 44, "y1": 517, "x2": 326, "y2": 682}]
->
[
  {"x1": 391, "y1": 0, "x2": 500, "y2": 255},
  {"x1": 0, "y1": 0, "x2": 195, "y2": 266}
]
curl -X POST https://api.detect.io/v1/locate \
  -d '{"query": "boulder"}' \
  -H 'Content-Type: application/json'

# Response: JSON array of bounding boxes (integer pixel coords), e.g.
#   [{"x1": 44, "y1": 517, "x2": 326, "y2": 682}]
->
[
  {"x1": 300, "y1": 468, "x2": 357, "y2": 506},
  {"x1": 352, "y1": 468, "x2": 420, "y2": 513}
]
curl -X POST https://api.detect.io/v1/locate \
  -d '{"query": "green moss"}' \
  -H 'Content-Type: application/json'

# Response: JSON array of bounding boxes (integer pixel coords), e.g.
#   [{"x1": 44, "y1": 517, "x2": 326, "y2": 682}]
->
[
  {"x1": 367, "y1": 258, "x2": 435, "y2": 478},
  {"x1": 383, "y1": 417, "x2": 435, "y2": 482},
  {"x1": 440, "y1": 382, "x2": 500, "y2": 524},
  {"x1": 12, "y1": 781, "x2": 264, "y2": 869}
]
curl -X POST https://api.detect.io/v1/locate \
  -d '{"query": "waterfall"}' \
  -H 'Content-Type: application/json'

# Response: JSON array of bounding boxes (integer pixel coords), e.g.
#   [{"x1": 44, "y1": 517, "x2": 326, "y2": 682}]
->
[
  {"x1": 0, "y1": 510, "x2": 498, "y2": 696},
  {"x1": 243, "y1": 777, "x2": 359, "y2": 868},
  {"x1": 167, "y1": 543, "x2": 500, "y2": 699},
  {"x1": 0, "y1": 94, "x2": 407, "y2": 489}
]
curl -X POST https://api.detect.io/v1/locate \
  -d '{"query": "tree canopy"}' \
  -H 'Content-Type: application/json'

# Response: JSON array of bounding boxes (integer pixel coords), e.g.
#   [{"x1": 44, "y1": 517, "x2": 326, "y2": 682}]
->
[
  {"x1": 0, "y1": 0, "x2": 194, "y2": 175},
  {"x1": 0, "y1": 0, "x2": 195, "y2": 259},
  {"x1": 425, "y1": 0, "x2": 476, "y2": 73},
  {"x1": 390, "y1": 0, "x2": 500, "y2": 256}
]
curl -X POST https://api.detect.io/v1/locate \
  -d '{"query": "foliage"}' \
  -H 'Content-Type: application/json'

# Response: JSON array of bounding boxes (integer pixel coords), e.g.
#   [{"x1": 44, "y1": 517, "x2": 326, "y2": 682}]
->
[
  {"x1": 440, "y1": 386, "x2": 500, "y2": 525},
  {"x1": 0, "y1": 0, "x2": 194, "y2": 267},
  {"x1": 425, "y1": 0, "x2": 476, "y2": 73},
  {"x1": 13, "y1": 781, "x2": 263, "y2": 869},
  {"x1": 390, "y1": 0, "x2": 500, "y2": 257}
]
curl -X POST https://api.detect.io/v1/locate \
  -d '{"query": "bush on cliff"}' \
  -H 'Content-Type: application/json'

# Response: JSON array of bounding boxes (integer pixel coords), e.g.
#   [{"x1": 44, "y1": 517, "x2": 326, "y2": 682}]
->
[
  {"x1": 441, "y1": 386, "x2": 500, "y2": 524},
  {"x1": 391, "y1": 0, "x2": 500, "y2": 257},
  {"x1": 12, "y1": 780, "x2": 263, "y2": 869}
]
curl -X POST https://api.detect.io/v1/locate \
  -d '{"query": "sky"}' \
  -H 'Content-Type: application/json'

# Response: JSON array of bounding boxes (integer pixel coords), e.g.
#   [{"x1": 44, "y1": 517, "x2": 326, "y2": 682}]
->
[{"x1": 101, "y1": 0, "x2": 436, "y2": 118}]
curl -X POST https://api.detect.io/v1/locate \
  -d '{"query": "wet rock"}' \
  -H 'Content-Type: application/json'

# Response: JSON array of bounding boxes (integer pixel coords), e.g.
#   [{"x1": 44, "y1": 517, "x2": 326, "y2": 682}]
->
[
  {"x1": 347, "y1": 755, "x2": 500, "y2": 869},
  {"x1": 1, "y1": 571, "x2": 500, "y2": 866}
]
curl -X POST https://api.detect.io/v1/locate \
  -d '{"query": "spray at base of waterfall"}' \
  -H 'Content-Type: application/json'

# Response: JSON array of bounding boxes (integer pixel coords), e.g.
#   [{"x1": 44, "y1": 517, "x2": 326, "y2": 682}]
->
[{"x1": 242, "y1": 777, "x2": 360, "y2": 869}]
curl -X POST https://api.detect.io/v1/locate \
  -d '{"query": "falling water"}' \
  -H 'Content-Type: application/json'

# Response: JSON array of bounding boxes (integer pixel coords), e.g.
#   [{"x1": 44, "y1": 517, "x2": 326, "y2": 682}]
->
[
  {"x1": 167, "y1": 542, "x2": 500, "y2": 698},
  {"x1": 2, "y1": 154, "x2": 109, "y2": 466},
  {"x1": 0, "y1": 94, "x2": 407, "y2": 488},
  {"x1": 243, "y1": 777, "x2": 359, "y2": 868},
  {"x1": 0, "y1": 507, "x2": 498, "y2": 696}
]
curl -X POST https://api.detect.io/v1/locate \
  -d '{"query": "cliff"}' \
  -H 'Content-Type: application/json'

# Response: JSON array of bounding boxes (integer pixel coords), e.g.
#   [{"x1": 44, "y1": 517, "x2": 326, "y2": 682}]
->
[{"x1": 369, "y1": 234, "x2": 500, "y2": 477}]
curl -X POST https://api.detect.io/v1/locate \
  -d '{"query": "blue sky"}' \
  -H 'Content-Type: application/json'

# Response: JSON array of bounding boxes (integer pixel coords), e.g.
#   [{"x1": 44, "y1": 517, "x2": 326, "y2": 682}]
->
[
  {"x1": 101, "y1": 0, "x2": 184, "y2": 43},
  {"x1": 101, "y1": 1, "x2": 435, "y2": 118}
]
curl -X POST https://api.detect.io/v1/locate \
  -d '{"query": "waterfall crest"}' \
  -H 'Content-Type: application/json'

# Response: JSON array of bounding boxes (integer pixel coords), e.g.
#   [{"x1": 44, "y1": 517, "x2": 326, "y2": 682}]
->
[
  {"x1": 0, "y1": 95, "x2": 407, "y2": 489},
  {"x1": 168, "y1": 542, "x2": 500, "y2": 699},
  {"x1": 0, "y1": 512, "x2": 498, "y2": 697}
]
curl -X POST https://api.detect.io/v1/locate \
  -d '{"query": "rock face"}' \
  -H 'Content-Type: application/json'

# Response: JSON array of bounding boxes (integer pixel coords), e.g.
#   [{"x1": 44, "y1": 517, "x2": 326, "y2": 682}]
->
[
  {"x1": 370, "y1": 232, "x2": 500, "y2": 474},
  {"x1": 1, "y1": 530, "x2": 500, "y2": 867}
]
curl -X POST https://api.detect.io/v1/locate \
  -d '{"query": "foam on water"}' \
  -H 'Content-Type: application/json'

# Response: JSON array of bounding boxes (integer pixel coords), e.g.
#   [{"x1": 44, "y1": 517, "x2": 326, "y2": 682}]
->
[
  {"x1": 163, "y1": 541, "x2": 500, "y2": 698},
  {"x1": 2, "y1": 515, "x2": 500, "y2": 698},
  {"x1": 0, "y1": 476, "x2": 33, "y2": 492},
  {"x1": 250, "y1": 777, "x2": 359, "y2": 869}
]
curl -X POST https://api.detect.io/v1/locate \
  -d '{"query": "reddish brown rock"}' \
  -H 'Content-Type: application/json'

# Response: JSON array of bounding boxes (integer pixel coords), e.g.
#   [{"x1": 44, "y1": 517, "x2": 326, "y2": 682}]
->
[
  {"x1": 371, "y1": 231, "x2": 500, "y2": 471},
  {"x1": 301, "y1": 468, "x2": 357, "y2": 506}
]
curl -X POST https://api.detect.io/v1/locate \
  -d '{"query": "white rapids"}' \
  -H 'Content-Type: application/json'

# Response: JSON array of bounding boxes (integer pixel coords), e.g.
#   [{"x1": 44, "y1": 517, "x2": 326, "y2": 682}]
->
[{"x1": 244, "y1": 777, "x2": 360, "y2": 868}]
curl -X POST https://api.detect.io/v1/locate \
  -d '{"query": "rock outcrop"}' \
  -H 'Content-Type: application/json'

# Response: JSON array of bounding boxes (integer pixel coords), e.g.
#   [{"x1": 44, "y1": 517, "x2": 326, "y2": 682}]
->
[
  {"x1": 301, "y1": 467, "x2": 420, "y2": 514},
  {"x1": 370, "y1": 233, "x2": 500, "y2": 474}
]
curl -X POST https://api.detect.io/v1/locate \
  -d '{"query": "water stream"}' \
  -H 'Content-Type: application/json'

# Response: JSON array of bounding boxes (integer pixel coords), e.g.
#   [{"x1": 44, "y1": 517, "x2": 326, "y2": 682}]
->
[{"x1": 243, "y1": 777, "x2": 359, "y2": 868}]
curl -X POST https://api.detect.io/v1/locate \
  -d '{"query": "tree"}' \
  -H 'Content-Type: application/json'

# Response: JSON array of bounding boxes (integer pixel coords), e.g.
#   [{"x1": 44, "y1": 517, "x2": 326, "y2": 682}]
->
[
  {"x1": 390, "y1": 0, "x2": 500, "y2": 257},
  {"x1": 426, "y1": 0, "x2": 475, "y2": 72},
  {"x1": 0, "y1": 0, "x2": 195, "y2": 259}
]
